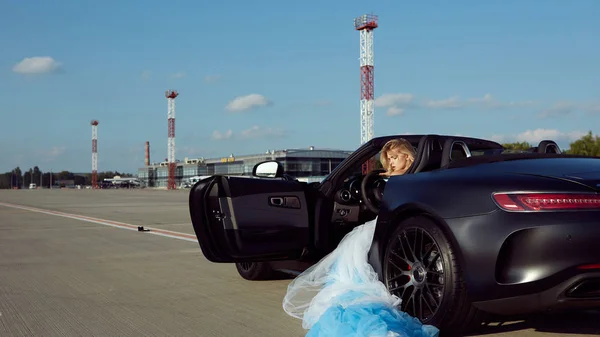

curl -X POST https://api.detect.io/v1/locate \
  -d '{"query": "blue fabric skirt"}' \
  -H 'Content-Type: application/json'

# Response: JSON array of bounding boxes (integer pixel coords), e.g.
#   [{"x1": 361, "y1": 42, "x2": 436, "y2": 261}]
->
[
  {"x1": 282, "y1": 217, "x2": 439, "y2": 337},
  {"x1": 307, "y1": 302, "x2": 439, "y2": 337}
]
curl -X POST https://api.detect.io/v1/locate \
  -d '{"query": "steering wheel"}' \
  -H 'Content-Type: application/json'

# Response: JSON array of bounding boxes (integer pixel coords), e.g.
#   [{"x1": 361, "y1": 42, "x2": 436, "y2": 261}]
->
[{"x1": 360, "y1": 169, "x2": 387, "y2": 214}]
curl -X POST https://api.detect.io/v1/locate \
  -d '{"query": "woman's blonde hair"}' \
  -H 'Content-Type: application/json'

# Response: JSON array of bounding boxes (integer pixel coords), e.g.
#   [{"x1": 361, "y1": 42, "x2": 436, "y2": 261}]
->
[{"x1": 380, "y1": 138, "x2": 416, "y2": 174}]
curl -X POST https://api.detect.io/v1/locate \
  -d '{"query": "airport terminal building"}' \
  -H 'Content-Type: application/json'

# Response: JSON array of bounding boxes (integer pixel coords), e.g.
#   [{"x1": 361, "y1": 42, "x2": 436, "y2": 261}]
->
[{"x1": 137, "y1": 147, "x2": 353, "y2": 188}]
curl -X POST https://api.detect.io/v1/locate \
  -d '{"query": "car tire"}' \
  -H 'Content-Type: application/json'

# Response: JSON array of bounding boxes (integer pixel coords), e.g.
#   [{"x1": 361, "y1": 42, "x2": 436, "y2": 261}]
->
[
  {"x1": 383, "y1": 215, "x2": 486, "y2": 335},
  {"x1": 235, "y1": 262, "x2": 275, "y2": 281}
]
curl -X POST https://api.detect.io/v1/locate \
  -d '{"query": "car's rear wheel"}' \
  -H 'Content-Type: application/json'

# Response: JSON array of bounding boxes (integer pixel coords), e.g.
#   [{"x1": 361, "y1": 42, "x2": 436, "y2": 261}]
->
[
  {"x1": 235, "y1": 262, "x2": 275, "y2": 280},
  {"x1": 383, "y1": 215, "x2": 486, "y2": 335}
]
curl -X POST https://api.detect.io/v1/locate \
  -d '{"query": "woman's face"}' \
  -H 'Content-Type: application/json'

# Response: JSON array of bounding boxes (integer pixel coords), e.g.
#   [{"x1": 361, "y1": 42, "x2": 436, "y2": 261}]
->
[{"x1": 386, "y1": 148, "x2": 409, "y2": 175}]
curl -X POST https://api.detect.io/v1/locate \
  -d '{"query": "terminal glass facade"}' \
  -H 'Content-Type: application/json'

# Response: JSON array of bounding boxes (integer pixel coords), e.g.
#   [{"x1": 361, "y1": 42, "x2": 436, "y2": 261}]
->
[{"x1": 137, "y1": 148, "x2": 352, "y2": 188}]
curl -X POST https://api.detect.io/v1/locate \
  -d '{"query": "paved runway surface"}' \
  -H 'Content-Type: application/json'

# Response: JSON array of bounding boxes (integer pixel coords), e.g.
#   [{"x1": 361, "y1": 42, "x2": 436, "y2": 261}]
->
[{"x1": 0, "y1": 189, "x2": 598, "y2": 337}]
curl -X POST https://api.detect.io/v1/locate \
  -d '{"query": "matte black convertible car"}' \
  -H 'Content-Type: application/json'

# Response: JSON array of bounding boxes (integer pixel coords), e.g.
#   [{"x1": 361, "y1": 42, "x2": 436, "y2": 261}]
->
[{"x1": 188, "y1": 134, "x2": 600, "y2": 333}]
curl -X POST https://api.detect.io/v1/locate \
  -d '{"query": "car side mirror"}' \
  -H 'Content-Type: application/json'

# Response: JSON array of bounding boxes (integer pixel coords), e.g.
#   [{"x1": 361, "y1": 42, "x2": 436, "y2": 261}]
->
[{"x1": 252, "y1": 160, "x2": 284, "y2": 178}]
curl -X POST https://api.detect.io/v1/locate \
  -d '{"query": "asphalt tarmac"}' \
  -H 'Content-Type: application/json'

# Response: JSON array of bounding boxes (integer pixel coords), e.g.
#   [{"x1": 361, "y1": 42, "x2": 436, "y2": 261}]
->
[{"x1": 0, "y1": 189, "x2": 598, "y2": 337}]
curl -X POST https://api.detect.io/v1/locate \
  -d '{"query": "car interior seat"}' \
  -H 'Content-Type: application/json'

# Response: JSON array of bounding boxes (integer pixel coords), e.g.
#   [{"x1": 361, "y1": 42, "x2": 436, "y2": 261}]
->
[{"x1": 406, "y1": 135, "x2": 444, "y2": 174}]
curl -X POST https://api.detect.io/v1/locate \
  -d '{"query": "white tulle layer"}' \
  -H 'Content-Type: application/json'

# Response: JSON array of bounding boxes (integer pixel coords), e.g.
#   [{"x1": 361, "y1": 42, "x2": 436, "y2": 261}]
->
[{"x1": 282, "y1": 217, "x2": 439, "y2": 337}]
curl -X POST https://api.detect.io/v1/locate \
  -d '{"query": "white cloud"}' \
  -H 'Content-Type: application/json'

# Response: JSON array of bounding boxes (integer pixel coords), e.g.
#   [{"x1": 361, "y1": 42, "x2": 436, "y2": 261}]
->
[
  {"x1": 386, "y1": 106, "x2": 404, "y2": 116},
  {"x1": 491, "y1": 128, "x2": 587, "y2": 144},
  {"x1": 489, "y1": 134, "x2": 505, "y2": 143},
  {"x1": 423, "y1": 96, "x2": 463, "y2": 109},
  {"x1": 538, "y1": 101, "x2": 600, "y2": 118},
  {"x1": 375, "y1": 93, "x2": 414, "y2": 117},
  {"x1": 225, "y1": 94, "x2": 271, "y2": 112},
  {"x1": 424, "y1": 94, "x2": 535, "y2": 110},
  {"x1": 373, "y1": 92, "x2": 596, "y2": 121},
  {"x1": 170, "y1": 72, "x2": 186, "y2": 79},
  {"x1": 12, "y1": 56, "x2": 61, "y2": 74},
  {"x1": 48, "y1": 146, "x2": 66, "y2": 157},
  {"x1": 240, "y1": 126, "x2": 285, "y2": 139},
  {"x1": 204, "y1": 74, "x2": 221, "y2": 83},
  {"x1": 516, "y1": 129, "x2": 587, "y2": 143},
  {"x1": 375, "y1": 93, "x2": 414, "y2": 107},
  {"x1": 212, "y1": 129, "x2": 233, "y2": 140},
  {"x1": 374, "y1": 93, "x2": 535, "y2": 117},
  {"x1": 467, "y1": 93, "x2": 494, "y2": 104}
]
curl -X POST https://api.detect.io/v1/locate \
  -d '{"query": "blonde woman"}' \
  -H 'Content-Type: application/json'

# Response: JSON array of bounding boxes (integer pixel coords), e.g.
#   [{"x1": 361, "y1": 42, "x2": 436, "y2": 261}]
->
[
  {"x1": 380, "y1": 138, "x2": 416, "y2": 176},
  {"x1": 283, "y1": 138, "x2": 438, "y2": 337}
]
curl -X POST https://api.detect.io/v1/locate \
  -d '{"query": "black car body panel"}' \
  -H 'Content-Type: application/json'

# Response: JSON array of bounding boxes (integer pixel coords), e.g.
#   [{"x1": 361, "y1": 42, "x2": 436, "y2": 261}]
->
[
  {"x1": 189, "y1": 175, "x2": 311, "y2": 262},
  {"x1": 189, "y1": 134, "x2": 600, "y2": 320},
  {"x1": 443, "y1": 210, "x2": 600, "y2": 314},
  {"x1": 378, "y1": 157, "x2": 600, "y2": 220}
]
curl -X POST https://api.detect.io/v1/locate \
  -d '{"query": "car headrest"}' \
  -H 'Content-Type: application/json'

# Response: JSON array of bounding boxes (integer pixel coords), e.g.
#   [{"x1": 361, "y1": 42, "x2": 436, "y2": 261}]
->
[{"x1": 406, "y1": 135, "x2": 442, "y2": 174}]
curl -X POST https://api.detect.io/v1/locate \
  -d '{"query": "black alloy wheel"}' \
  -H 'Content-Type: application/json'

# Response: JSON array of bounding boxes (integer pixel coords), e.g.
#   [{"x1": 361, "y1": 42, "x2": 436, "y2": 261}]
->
[
  {"x1": 382, "y1": 215, "x2": 486, "y2": 334},
  {"x1": 237, "y1": 262, "x2": 253, "y2": 272},
  {"x1": 235, "y1": 261, "x2": 275, "y2": 280},
  {"x1": 385, "y1": 225, "x2": 445, "y2": 322}
]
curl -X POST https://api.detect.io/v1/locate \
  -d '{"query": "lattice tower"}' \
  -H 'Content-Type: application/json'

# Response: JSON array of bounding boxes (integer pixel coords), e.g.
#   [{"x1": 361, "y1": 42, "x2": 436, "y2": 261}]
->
[
  {"x1": 91, "y1": 120, "x2": 99, "y2": 189},
  {"x1": 354, "y1": 14, "x2": 378, "y2": 174},
  {"x1": 165, "y1": 90, "x2": 179, "y2": 189}
]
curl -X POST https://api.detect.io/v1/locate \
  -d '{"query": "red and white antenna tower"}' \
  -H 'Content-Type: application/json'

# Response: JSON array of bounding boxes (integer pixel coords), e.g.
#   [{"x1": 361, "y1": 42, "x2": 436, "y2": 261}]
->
[
  {"x1": 354, "y1": 13, "x2": 378, "y2": 174},
  {"x1": 165, "y1": 90, "x2": 178, "y2": 190},
  {"x1": 91, "y1": 120, "x2": 99, "y2": 189}
]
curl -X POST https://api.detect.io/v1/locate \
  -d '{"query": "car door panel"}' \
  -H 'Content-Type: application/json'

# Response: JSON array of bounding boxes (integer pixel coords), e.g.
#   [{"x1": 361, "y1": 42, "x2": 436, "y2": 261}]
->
[{"x1": 189, "y1": 175, "x2": 310, "y2": 263}]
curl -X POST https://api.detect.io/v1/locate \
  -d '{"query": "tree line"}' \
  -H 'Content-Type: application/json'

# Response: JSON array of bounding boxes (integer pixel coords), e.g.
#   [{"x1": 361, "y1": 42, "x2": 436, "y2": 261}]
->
[
  {"x1": 502, "y1": 131, "x2": 600, "y2": 156},
  {"x1": 0, "y1": 166, "x2": 134, "y2": 189}
]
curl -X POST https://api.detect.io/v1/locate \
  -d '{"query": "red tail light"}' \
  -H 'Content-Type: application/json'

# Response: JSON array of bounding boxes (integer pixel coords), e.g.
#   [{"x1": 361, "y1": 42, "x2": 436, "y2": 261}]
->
[
  {"x1": 578, "y1": 264, "x2": 600, "y2": 270},
  {"x1": 492, "y1": 193, "x2": 600, "y2": 211}
]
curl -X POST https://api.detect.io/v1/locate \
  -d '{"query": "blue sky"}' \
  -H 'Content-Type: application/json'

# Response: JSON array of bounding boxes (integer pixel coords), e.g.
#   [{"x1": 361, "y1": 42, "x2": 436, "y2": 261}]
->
[{"x1": 1, "y1": 0, "x2": 599, "y2": 173}]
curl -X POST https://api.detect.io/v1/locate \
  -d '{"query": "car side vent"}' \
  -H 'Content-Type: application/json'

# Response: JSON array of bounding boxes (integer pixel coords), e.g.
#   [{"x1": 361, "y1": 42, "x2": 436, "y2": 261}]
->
[{"x1": 340, "y1": 190, "x2": 351, "y2": 202}]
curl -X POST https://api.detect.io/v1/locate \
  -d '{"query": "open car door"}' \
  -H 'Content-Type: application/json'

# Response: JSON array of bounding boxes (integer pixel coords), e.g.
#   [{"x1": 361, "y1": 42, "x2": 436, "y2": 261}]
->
[{"x1": 189, "y1": 175, "x2": 310, "y2": 263}]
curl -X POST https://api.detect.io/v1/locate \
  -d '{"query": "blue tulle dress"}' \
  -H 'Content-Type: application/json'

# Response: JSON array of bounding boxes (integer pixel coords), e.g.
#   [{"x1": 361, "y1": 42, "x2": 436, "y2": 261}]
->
[{"x1": 282, "y1": 217, "x2": 440, "y2": 337}]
